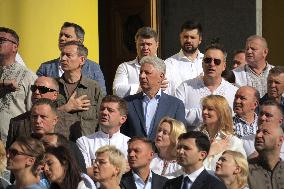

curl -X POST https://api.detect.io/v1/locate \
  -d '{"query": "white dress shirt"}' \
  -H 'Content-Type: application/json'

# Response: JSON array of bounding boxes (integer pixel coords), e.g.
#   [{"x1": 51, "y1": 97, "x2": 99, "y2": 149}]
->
[
  {"x1": 76, "y1": 130, "x2": 130, "y2": 167},
  {"x1": 113, "y1": 58, "x2": 141, "y2": 97},
  {"x1": 175, "y1": 76, "x2": 238, "y2": 129},
  {"x1": 181, "y1": 166, "x2": 205, "y2": 189},
  {"x1": 132, "y1": 170, "x2": 152, "y2": 189},
  {"x1": 165, "y1": 50, "x2": 204, "y2": 95}
]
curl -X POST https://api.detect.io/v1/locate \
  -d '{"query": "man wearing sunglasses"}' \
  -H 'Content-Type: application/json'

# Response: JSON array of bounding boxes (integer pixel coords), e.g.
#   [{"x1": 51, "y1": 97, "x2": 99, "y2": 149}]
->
[
  {"x1": 165, "y1": 20, "x2": 204, "y2": 95},
  {"x1": 36, "y1": 22, "x2": 106, "y2": 95},
  {"x1": 233, "y1": 35, "x2": 273, "y2": 98},
  {"x1": 0, "y1": 27, "x2": 37, "y2": 145},
  {"x1": 6, "y1": 76, "x2": 82, "y2": 148},
  {"x1": 176, "y1": 43, "x2": 238, "y2": 130}
]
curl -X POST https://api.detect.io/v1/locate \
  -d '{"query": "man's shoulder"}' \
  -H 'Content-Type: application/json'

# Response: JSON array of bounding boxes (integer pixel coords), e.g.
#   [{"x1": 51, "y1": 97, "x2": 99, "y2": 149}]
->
[
  {"x1": 232, "y1": 64, "x2": 246, "y2": 74},
  {"x1": 77, "y1": 132, "x2": 98, "y2": 143},
  {"x1": 84, "y1": 59, "x2": 100, "y2": 68},
  {"x1": 10, "y1": 111, "x2": 31, "y2": 123},
  {"x1": 40, "y1": 58, "x2": 60, "y2": 65},
  {"x1": 118, "y1": 59, "x2": 137, "y2": 67},
  {"x1": 152, "y1": 171, "x2": 168, "y2": 182},
  {"x1": 165, "y1": 52, "x2": 181, "y2": 63},
  {"x1": 124, "y1": 92, "x2": 143, "y2": 102}
]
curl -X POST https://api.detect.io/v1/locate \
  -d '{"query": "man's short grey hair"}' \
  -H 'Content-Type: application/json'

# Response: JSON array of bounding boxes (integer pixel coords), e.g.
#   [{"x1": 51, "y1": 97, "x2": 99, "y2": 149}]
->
[
  {"x1": 140, "y1": 56, "x2": 166, "y2": 74},
  {"x1": 246, "y1": 35, "x2": 268, "y2": 49}
]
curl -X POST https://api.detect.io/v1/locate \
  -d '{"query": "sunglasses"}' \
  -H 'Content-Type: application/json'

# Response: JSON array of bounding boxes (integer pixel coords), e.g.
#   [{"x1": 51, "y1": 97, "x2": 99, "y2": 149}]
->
[
  {"x1": 31, "y1": 85, "x2": 57, "y2": 94},
  {"x1": 203, "y1": 57, "x2": 222, "y2": 65},
  {"x1": 0, "y1": 37, "x2": 17, "y2": 45},
  {"x1": 6, "y1": 148, "x2": 33, "y2": 158}
]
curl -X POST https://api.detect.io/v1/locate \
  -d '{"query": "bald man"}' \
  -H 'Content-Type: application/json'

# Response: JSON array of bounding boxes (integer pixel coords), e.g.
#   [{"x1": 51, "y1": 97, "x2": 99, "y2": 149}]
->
[{"x1": 6, "y1": 76, "x2": 81, "y2": 148}]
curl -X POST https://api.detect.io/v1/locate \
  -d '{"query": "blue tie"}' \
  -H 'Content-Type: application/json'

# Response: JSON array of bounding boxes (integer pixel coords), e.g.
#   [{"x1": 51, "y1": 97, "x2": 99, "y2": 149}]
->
[{"x1": 182, "y1": 176, "x2": 191, "y2": 189}]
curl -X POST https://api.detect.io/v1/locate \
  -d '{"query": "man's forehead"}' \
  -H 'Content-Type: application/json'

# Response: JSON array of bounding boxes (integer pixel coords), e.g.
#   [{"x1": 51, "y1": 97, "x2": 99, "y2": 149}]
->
[
  {"x1": 205, "y1": 49, "x2": 224, "y2": 59},
  {"x1": 60, "y1": 27, "x2": 76, "y2": 34},
  {"x1": 101, "y1": 102, "x2": 119, "y2": 108}
]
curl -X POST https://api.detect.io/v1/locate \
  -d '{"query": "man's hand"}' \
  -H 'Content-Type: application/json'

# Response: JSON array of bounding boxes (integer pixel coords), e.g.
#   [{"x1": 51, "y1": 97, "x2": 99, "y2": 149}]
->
[
  {"x1": 161, "y1": 78, "x2": 169, "y2": 91},
  {"x1": 58, "y1": 91, "x2": 91, "y2": 112},
  {"x1": 2, "y1": 79, "x2": 19, "y2": 91}
]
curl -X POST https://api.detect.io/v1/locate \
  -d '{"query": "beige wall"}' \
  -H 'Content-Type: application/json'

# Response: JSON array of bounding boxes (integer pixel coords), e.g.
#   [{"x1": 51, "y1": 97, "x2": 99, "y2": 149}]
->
[{"x1": 263, "y1": 1, "x2": 284, "y2": 66}]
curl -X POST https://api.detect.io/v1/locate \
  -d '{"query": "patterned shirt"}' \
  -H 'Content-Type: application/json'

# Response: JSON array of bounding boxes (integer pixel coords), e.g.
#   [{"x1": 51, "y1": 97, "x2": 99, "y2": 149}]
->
[{"x1": 233, "y1": 114, "x2": 258, "y2": 138}]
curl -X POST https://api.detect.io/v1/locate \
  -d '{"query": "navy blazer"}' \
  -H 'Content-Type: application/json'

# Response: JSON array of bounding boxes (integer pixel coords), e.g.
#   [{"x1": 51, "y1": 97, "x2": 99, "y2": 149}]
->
[
  {"x1": 122, "y1": 91, "x2": 186, "y2": 140},
  {"x1": 163, "y1": 170, "x2": 227, "y2": 189},
  {"x1": 36, "y1": 58, "x2": 106, "y2": 94},
  {"x1": 120, "y1": 171, "x2": 168, "y2": 189}
]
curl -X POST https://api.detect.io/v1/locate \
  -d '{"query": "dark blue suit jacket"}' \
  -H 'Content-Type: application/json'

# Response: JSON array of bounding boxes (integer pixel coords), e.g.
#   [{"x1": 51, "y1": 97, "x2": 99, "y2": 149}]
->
[
  {"x1": 120, "y1": 171, "x2": 168, "y2": 189},
  {"x1": 122, "y1": 91, "x2": 186, "y2": 140},
  {"x1": 163, "y1": 170, "x2": 227, "y2": 189},
  {"x1": 36, "y1": 58, "x2": 106, "y2": 94}
]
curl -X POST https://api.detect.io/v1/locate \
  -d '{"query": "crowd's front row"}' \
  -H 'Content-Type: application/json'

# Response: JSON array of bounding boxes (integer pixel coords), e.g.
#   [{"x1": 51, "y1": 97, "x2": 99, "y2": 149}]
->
[{"x1": 0, "y1": 94, "x2": 283, "y2": 189}]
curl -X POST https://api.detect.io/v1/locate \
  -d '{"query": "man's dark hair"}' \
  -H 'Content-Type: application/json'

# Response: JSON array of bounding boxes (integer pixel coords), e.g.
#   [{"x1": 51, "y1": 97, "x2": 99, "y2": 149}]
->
[
  {"x1": 205, "y1": 43, "x2": 227, "y2": 61},
  {"x1": 127, "y1": 137, "x2": 155, "y2": 152},
  {"x1": 63, "y1": 41, "x2": 88, "y2": 58},
  {"x1": 178, "y1": 131, "x2": 210, "y2": 154},
  {"x1": 260, "y1": 100, "x2": 284, "y2": 118},
  {"x1": 102, "y1": 95, "x2": 128, "y2": 115},
  {"x1": 135, "y1": 27, "x2": 158, "y2": 42},
  {"x1": 233, "y1": 49, "x2": 245, "y2": 58},
  {"x1": 268, "y1": 66, "x2": 284, "y2": 77},
  {"x1": 32, "y1": 98, "x2": 57, "y2": 116},
  {"x1": 180, "y1": 20, "x2": 202, "y2": 37},
  {"x1": 61, "y1": 22, "x2": 85, "y2": 42},
  {"x1": 0, "y1": 27, "x2": 19, "y2": 44}
]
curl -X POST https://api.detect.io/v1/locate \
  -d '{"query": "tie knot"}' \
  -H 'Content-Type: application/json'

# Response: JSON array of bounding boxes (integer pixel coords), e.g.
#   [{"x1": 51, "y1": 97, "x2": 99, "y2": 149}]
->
[{"x1": 183, "y1": 176, "x2": 191, "y2": 183}]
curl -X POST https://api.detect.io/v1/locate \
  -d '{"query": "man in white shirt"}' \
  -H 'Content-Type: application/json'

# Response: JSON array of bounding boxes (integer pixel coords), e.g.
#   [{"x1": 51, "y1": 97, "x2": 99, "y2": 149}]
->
[
  {"x1": 176, "y1": 44, "x2": 238, "y2": 129},
  {"x1": 163, "y1": 131, "x2": 226, "y2": 189},
  {"x1": 113, "y1": 27, "x2": 159, "y2": 97},
  {"x1": 233, "y1": 35, "x2": 273, "y2": 97},
  {"x1": 165, "y1": 20, "x2": 204, "y2": 95},
  {"x1": 76, "y1": 95, "x2": 130, "y2": 178}
]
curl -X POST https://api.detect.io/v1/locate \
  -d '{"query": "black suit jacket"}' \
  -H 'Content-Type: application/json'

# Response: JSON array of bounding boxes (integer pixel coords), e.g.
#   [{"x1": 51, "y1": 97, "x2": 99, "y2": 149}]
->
[
  {"x1": 120, "y1": 171, "x2": 168, "y2": 189},
  {"x1": 163, "y1": 170, "x2": 226, "y2": 189},
  {"x1": 122, "y1": 91, "x2": 186, "y2": 140}
]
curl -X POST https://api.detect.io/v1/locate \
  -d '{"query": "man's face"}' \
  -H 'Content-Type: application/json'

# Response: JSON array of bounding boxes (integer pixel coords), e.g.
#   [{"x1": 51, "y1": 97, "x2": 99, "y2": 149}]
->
[
  {"x1": 60, "y1": 45, "x2": 84, "y2": 72},
  {"x1": 245, "y1": 38, "x2": 268, "y2": 65},
  {"x1": 99, "y1": 102, "x2": 126, "y2": 129},
  {"x1": 127, "y1": 140, "x2": 153, "y2": 170},
  {"x1": 255, "y1": 123, "x2": 283, "y2": 152},
  {"x1": 233, "y1": 87, "x2": 258, "y2": 117},
  {"x1": 139, "y1": 63, "x2": 164, "y2": 92},
  {"x1": 31, "y1": 104, "x2": 58, "y2": 136},
  {"x1": 258, "y1": 105, "x2": 283, "y2": 126},
  {"x1": 232, "y1": 52, "x2": 246, "y2": 69},
  {"x1": 31, "y1": 77, "x2": 58, "y2": 103},
  {"x1": 179, "y1": 29, "x2": 201, "y2": 54},
  {"x1": 176, "y1": 138, "x2": 205, "y2": 169},
  {"x1": 267, "y1": 73, "x2": 284, "y2": 100},
  {"x1": 58, "y1": 27, "x2": 79, "y2": 50},
  {"x1": 136, "y1": 36, "x2": 158, "y2": 59},
  {"x1": 0, "y1": 32, "x2": 18, "y2": 59},
  {"x1": 202, "y1": 49, "x2": 226, "y2": 79}
]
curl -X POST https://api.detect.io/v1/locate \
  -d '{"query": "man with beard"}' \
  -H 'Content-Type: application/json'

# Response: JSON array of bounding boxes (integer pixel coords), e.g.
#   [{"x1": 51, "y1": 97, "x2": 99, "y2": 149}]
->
[
  {"x1": 165, "y1": 20, "x2": 204, "y2": 95},
  {"x1": 248, "y1": 100, "x2": 284, "y2": 189}
]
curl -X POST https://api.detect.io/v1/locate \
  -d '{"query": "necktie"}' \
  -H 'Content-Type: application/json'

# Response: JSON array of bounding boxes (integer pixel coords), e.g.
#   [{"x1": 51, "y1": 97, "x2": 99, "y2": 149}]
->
[{"x1": 182, "y1": 176, "x2": 191, "y2": 189}]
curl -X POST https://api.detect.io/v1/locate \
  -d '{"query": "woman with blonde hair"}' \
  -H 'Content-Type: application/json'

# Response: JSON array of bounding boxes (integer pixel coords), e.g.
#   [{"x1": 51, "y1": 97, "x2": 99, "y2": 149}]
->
[
  {"x1": 201, "y1": 95, "x2": 246, "y2": 170},
  {"x1": 93, "y1": 145, "x2": 126, "y2": 189},
  {"x1": 150, "y1": 117, "x2": 186, "y2": 177},
  {"x1": 215, "y1": 150, "x2": 249, "y2": 189}
]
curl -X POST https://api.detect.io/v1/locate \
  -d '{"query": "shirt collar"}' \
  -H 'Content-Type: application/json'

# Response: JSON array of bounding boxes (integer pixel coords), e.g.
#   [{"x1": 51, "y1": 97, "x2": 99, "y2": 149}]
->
[
  {"x1": 234, "y1": 113, "x2": 258, "y2": 125},
  {"x1": 178, "y1": 49, "x2": 203, "y2": 61},
  {"x1": 97, "y1": 130, "x2": 121, "y2": 139},
  {"x1": 143, "y1": 89, "x2": 162, "y2": 100},
  {"x1": 183, "y1": 166, "x2": 204, "y2": 183},
  {"x1": 132, "y1": 170, "x2": 152, "y2": 185}
]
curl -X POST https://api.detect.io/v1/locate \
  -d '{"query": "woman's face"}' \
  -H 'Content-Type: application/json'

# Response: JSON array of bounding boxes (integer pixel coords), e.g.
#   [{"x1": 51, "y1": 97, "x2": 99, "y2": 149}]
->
[
  {"x1": 155, "y1": 122, "x2": 172, "y2": 149},
  {"x1": 215, "y1": 153, "x2": 239, "y2": 178},
  {"x1": 6, "y1": 142, "x2": 34, "y2": 172},
  {"x1": 44, "y1": 154, "x2": 65, "y2": 184},
  {"x1": 93, "y1": 152, "x2": 118, "y2": 182},
  {"x1": 202, "y1": 105, "x2": 218, "y2": 126}
]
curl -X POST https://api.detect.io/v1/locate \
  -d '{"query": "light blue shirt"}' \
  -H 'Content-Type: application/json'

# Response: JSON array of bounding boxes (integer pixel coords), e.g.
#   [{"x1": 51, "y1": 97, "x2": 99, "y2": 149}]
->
[
  {"x1": 132, "y1": 170, "x2": 153, "y2": 189},
  {"x1": 180, "y1": 166, "x2": 204, "y2": 189},
  {"x1": 142, "y1": 90, "x2": 162, "y2": 135}
]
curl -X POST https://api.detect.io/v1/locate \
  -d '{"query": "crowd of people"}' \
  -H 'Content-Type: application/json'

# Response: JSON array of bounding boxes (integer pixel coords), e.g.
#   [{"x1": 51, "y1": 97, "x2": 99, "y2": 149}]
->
[{"x1": 0, "y1": 19, "x2": 283, "y2": 189}]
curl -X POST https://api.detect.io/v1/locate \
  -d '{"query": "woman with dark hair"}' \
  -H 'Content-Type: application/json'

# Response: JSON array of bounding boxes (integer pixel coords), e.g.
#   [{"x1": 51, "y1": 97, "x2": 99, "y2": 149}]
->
[
  {"x1": 6, "y1": 136, "x2": 46, "y2": 189},
  {"x1": 44, "y1": 146, "x2": 91, "y2": 189}
]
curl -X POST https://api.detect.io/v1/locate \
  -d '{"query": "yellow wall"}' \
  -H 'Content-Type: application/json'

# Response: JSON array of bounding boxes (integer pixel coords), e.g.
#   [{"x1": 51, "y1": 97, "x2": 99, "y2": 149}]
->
[{"x1": 0, "y1": 0, "x2": 99, "y2": 72}]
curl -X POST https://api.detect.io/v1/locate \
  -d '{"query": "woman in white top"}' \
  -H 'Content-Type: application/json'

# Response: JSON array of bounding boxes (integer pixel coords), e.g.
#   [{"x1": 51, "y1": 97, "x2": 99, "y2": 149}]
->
[
  {"x1": 200, "y1": 95, "x2": 246, "y2": 170},
  {"x1": 215, "y1": 150, "x2": 249, "y2": 189},
  {"x1": 44, "y1": 146, "x2": 91, "y2": 189},
  {"x1": 150, "y1": 117, "x2": 186, "y2": 177}
]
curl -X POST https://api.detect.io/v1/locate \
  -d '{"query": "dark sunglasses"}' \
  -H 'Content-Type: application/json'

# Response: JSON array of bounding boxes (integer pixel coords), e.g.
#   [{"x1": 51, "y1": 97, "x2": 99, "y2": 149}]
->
[
  {"x1": 31, "y1": 85, "x2": 57, "y2": 94},
  {"x1": 0, "y1": 37, "x2": 17, "y2": 45},
  {"x1": 203, "y1": 57, "x2": 222, "y2": 65},
  {"x1": 6, "y1": 148, "x2": 33, "y2": 158}
]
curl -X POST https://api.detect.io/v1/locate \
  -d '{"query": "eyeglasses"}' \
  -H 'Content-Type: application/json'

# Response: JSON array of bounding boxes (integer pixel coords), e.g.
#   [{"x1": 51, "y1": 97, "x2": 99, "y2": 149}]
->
[
  {"x1": 203, "y1": 57, "x2": 222, "y2": 65},
  {"x1": 31, "y1": 85, "x2": 57, "y2": 94},
  {"x1": 6, "y1": 148, "x2": 33, "y2": 158},
  {"x1": 0, "y1": 37, "x2": 17, "y2": 45}
]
